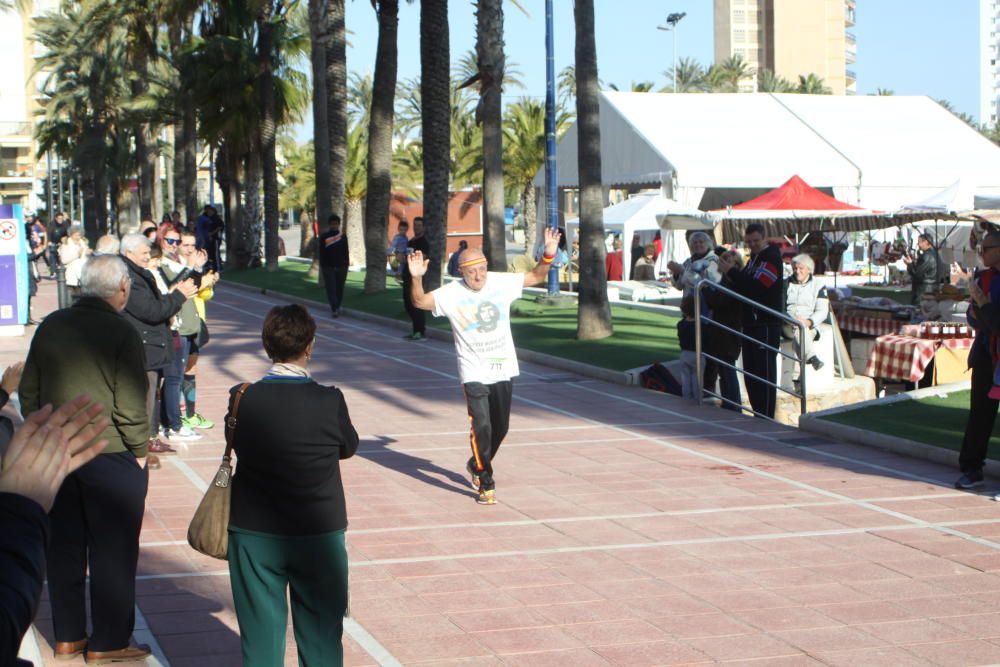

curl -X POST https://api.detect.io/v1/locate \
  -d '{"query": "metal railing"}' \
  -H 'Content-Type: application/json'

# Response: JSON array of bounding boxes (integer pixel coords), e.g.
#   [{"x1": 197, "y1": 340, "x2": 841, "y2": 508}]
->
[{"x1": 692, "y1": 277, "x2": 808, "y2": 421}]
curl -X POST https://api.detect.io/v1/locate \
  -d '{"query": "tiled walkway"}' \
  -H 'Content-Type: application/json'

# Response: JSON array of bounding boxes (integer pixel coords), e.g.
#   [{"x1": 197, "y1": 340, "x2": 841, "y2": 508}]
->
[{"x1": 6, "y1": 280, "x2": 1000, "y2": 666}]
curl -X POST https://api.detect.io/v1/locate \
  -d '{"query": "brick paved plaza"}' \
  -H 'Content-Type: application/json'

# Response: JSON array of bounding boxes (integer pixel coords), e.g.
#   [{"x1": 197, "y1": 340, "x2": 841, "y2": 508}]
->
[{"x1": 6, "y1": 280, "x2": 1000, "y2": 666}]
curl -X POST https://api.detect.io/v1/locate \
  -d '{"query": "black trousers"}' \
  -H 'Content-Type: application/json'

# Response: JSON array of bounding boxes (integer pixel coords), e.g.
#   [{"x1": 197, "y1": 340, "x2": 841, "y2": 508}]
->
[
  {"x1": 321, "y1": 265, "x2": 348, "y2": 314},
  {"x1": 402, "y1": 275, "x2": 426, "y2": 335},
  {"x1": 959, "y1": 355, "x2": 999, "y2": 473},
  {"x1": 741, "y1": 324, "x2": 780, "y2": 419},
  {"x1": 464, "y1": 381, "x2": 513, "y2": 491},
  {"x1": 47, "y1": 451, "x2": 148, "y2": 651}
]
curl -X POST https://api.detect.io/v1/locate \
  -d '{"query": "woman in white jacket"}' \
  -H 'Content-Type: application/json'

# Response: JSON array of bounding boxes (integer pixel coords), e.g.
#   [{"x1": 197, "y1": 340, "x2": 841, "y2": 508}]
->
[
  {"x1": 784, "y1": 253, "x2": 829, "y2": 378},
  {"x1": 667, "y1": 232, "x2": 722, "y2": 296},
  {"x1": 57, "y1": 224, "x2": 91, "y2": 291}
]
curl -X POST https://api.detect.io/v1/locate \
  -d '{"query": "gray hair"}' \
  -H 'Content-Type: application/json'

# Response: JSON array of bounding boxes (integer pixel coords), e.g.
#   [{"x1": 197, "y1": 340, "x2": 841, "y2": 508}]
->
[
  {"x1": 688, "y1": 231, "x2": 715, "y2": 249},
  {"x1": 792, "y1": 253, "x2": 815, "y2": 273},
  {"x1": 94, "y1": 234, "x2": 120, "y2": 256},
  {"x1": 119, "y1": 233, "x2": 151, "y2": 257},
  {"x1": 80, "y1": 255, "x2": 130, "y2": 298}
]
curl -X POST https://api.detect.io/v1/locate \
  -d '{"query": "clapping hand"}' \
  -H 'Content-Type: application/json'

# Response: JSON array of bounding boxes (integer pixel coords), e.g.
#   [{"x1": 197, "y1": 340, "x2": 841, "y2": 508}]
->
[
  {"x1": 1, "y1": 361, "x2": 24, "y2": 395},
  {"x1": 0, "y1": 395, "x2": 109, "y2": 512},
  {"x1": 969, "y1": 279, "x2": 989, "y2": 307},
  {"x1": 173, "y1": 278, "x2": 199, "y2": 299}
]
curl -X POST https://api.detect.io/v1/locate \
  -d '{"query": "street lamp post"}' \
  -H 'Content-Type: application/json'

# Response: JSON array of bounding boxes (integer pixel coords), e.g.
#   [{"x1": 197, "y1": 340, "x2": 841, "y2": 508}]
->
[
  {"x1": 657, "y1": 12, "x2": 686, "y2": 92},
  {"x1": 544, "y1": 0, "x2": 559, "y2": 295}
]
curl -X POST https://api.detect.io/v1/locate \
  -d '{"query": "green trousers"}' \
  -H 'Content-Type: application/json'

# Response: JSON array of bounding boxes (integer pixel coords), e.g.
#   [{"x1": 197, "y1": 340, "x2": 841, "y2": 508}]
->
[{"x1": 228, "y1": 527, "x2": 348, "y2": 667}]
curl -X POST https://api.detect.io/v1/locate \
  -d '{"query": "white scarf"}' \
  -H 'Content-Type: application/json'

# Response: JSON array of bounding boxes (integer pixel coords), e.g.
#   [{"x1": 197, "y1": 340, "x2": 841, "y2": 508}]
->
[{"x1": 265, "y1": 362, "x2": 311, "y2": 378}]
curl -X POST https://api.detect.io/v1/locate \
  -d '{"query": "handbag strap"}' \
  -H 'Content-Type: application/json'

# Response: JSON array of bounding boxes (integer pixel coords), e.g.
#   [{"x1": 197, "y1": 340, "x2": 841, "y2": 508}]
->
[{"x1": 223, "y1": 383, "x2": 251, "y2": 462}]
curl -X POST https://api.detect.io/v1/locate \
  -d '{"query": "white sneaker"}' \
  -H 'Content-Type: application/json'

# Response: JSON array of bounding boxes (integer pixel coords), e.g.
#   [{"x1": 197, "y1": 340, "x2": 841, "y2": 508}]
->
[{"x1": 166, "y1": 426, "x2": 203, "y2": 441}]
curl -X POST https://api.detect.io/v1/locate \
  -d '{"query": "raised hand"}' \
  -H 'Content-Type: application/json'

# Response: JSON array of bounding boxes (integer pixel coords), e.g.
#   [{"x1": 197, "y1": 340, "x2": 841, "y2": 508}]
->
[
  {"x1": 407, "y1": 250, "x2": 429, "y2": 278},
  {"x1": 2, "y1": 361, "x2": 24, "y2": 395},
  {"x1": 542, "y1": 227, "x2": 560, "y2": 256}
]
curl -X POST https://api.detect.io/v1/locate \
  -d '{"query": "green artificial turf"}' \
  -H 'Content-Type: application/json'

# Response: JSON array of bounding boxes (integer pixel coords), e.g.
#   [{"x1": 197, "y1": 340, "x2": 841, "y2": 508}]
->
[
  {"x1": 819, "y1": 389, "x2": 999, "y2": 461},
  {"x1": 225, "y1": 260, "x2": 679, "y2": 371}
]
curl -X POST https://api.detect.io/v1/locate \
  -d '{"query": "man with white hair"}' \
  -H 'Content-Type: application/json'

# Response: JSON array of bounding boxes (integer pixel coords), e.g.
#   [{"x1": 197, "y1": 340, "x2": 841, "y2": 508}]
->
[
  {"x1": 19, "y1": 254, "x2": 153, "y2": 663},
  {"x1": 94, "y1": 234, "x2": 120, "y2": 256},
  {"x1": 406, "y1": 228, "x2": 560, "y2": 505},
  {"x1": 120, "y1": 233, "x2": 198, "y2": 460}
]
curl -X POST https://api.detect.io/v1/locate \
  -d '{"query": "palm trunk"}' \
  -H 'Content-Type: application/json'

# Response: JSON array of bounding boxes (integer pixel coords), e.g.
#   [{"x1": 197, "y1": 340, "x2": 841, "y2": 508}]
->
[
  {"x1": 326, "y1": 0, "x2": 347, "y2": 220},
  {"x1": 345, "y1": 198, "x2": 364, "y2": 266},
  {"x1": 259, "y1": 2, "x2": 281, "y2": 272},
  {"x1": 477, "y1": 0, "x2": 506, "y2": 270},
  {"x1": 574, "y1": 0, "x2": 612, "y2": 340},
  {"x1": 308, "y1": 0, "x2": 331, "y2": 279},
  {"x1": 152, "y1": 137, "x2": 164, "y2": 223},
  {"x1": 299, "y1": 209, "x2": 314, "y2": 256},
  {"x1": 420, "y1": 0, "x2": 450, "y2": 289},
  {"x1": 172, "y1": 123, "x2": 185, "y2": 222},
  {"x1": 363, "y1": 0, "x2": 399, "y2": 293},
  {"x1": 136, "y1": 125, "x2": 155, "y2": 221},
  {"x1": 243, "y1": 149, "x2": 263, "y2": 268},
  {"x1": 522, "y1": 182, "x2": 537, "y2": 253},
  {"x1": 181, "y1": 15, "x2": 199, "y2": 223}
]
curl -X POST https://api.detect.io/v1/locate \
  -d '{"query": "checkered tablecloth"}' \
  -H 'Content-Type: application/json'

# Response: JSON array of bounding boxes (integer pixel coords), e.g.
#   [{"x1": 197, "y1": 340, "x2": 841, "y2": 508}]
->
[
  {"x1": 837, "y1": 313, "x2": 908, "y2": 337},
  {"x1": 864, "y1": 335, "x2": 974, "y2": 382}
]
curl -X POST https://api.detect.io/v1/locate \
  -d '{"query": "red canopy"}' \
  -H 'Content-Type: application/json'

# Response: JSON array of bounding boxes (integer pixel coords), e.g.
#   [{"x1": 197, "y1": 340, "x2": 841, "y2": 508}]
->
[{"x1": 731, "y1": 175, "x2": 862, "y2": 211}]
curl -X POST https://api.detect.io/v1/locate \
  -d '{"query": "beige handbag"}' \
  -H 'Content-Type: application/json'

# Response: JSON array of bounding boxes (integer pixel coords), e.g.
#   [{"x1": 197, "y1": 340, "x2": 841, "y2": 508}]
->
[{"x1": 187, "y1": 383, "x2": 249, "y2": 560}]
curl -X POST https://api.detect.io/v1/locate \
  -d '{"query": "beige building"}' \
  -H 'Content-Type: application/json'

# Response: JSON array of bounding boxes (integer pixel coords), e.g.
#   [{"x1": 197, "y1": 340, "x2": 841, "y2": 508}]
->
[{"x1": 714, "y1": 0, "x2": 857, "y2": 95}]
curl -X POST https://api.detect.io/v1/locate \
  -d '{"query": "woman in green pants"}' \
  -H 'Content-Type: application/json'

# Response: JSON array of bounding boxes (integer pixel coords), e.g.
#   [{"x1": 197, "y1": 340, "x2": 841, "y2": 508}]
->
[{"x1": 225, "y1": 304, "x2": 359, "y2": 666}]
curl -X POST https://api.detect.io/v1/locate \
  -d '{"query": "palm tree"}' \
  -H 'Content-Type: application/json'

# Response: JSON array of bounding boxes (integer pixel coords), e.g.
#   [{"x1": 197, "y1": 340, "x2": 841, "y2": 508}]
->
[
  {"x1": 608, "y1": 81, "x2": 655, "y2": 92},
  {"x1": 874, "y1": 87, "x2": 894, "y2": 96},
  {"x1": 502, "y1": 99, "x2": 570, "y2": 254},
  {"x1": 308, "y1": 0, "x2": 332, "y2": 276},
  {"x1": 344, "y1": 121, "x2": 368, "y2": 267},
  {"x1": 796, "y1": 73, "x2": 831, "y2": 95},
  {"x1": 664, "y1": 57, "x2": 704, "y2": 93},
  {"x1": 420, "y1": 0, "x2": 450, "y2": 289},
  {"x1": 557, "y1": 65, "x2": 576, "y2": 104},
  {"x1": 757, "y1": 68, "x2": 794, "y2": 93},
  {"x1": 259, "y1": 1, "x2": 281, "y2": 271},
  {"x1": 712, "y1": 54, "x2": 752, "y2": 92},
  {"x1": 573, "y1": 0, "x2": 612, "y2": 340},
  {"x1": 326, "y1": 0, "x2": 348, "y2": 222},
  {"x1": 363, "y1": 0, "x2": 399, "y2": 293}
]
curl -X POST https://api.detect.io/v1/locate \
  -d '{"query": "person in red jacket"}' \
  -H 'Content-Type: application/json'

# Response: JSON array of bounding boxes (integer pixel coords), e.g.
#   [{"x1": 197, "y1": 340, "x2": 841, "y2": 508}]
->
[{"x1": 605, "y1": 237, "x2": 624, "y2": 281}]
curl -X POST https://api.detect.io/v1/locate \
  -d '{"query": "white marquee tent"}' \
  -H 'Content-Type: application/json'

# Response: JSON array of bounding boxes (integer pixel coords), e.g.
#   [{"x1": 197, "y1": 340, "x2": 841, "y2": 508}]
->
[
  {"x1": 535, "y1": 92, "x2": 1000, "y2": 215},
  {"x1": 563, "y1": 191, "x2": 715, "y2": 280}
]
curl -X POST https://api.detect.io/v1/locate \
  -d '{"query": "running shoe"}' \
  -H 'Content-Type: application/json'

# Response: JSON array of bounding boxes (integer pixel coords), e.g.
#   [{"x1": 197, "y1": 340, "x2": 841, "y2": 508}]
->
[
  {"x1": 165, "y1": 426, "x2": 203, "y2": 441},
  {"x1": 955, "y1": 470, "x2": 985, "y2": 490},
  {"x1": 466, "y1": 460, "x2": 481, "y2": 491},
  {"x1": 477, "y1": 488, "x2": 496, "y2": 505},
  {"x1": 183, "y1": 414, "x2": 215, "y2": 429}
]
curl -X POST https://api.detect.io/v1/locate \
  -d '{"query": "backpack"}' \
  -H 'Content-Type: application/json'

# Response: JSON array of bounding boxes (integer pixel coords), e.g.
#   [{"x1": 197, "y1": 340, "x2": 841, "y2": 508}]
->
[{"x1": 639, "y1": 362, "x2": 682, "y2": 396}]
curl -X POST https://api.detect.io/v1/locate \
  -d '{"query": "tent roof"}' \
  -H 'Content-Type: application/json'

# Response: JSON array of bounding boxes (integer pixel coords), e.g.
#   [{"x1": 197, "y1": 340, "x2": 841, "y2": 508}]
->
[
  {"x1": 535, "y1": 92, "x2": 1000, "y2": 194},
  {"x1": 564, "y1": 192, "x2": 665, "y2": 229},
  {"x1": 728, "y1": 175, "x2": 862, "y2": 212}
]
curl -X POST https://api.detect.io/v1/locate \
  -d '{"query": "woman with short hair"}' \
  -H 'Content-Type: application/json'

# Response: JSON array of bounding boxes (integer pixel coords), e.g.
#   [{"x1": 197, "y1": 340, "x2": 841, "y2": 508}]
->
[
  {"x1": 785, "y1": 253, "x2": 829, "y2": 380},
  {"x1": 667, "y1": 231, "x2": 721, "y2": 297},
  {"x1": 227, "y1": 304, "x2": 358, "y2": 666}
]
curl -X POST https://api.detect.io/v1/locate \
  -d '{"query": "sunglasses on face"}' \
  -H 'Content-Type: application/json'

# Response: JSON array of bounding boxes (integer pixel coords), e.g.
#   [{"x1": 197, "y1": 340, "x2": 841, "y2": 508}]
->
[{"x1": 164, "y1": 238, "x2": 181, "y2": 245}]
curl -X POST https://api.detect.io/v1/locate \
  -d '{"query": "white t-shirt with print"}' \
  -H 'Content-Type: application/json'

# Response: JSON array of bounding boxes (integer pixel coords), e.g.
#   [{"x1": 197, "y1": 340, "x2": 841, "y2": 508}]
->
[{"x1": 431, "y1": 272, "x2": 523, "y2": 384}]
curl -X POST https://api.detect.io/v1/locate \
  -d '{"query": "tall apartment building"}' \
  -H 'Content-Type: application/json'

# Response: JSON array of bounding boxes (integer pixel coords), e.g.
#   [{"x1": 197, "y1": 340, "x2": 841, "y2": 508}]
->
[
  {"x1": 0, "y1": 0, "x2": 58, "y2": 211},
  {"x1": 982, "y1": 0, "x2": 1000, "y2": 126},
  {"x1": 714, "y1": 0, "x2": 857, "y2": 95}
]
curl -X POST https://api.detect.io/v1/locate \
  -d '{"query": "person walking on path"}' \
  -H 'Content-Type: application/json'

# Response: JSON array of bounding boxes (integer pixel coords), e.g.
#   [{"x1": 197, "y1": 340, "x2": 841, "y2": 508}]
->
[
  {"x1": 226, "y1": 304, "x2": 358, "y2": 666},
  {"x1": 719, "y1": 223, "x2": 784, "y2": 419},
  {"x1": 401, "y1": 217, "x2": 430, "y2": 340},
  {"x1": 956, "y1": 230, "x2": 1000, "y2": 490},
  {"x1": 18, "y1": 255, "x2": 153, "y2": 664},
  {"x1": 405, "y1": 227, "x2": 560, "y2": 505},
  {"x1": 319, "y1": 214, "x2": 350, "y2": 317}
]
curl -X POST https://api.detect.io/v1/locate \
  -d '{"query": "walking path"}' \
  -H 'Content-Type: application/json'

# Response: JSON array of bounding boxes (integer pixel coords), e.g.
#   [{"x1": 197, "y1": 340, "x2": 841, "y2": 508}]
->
[{"x1": 5, "y1": 279, "x2": 1000, "y2": 666}]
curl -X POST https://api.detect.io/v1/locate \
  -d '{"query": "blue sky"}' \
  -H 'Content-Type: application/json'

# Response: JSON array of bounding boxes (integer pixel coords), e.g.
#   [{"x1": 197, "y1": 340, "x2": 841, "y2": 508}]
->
[{"x1": 326, "y1": 0, "x2": 979, "y2": 128}]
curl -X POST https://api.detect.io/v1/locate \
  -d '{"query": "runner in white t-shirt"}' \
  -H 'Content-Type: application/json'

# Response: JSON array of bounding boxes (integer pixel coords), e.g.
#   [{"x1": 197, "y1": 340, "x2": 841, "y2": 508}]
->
[{"x1": 406, "y1": 228, "x2": 561, "y2": 505}]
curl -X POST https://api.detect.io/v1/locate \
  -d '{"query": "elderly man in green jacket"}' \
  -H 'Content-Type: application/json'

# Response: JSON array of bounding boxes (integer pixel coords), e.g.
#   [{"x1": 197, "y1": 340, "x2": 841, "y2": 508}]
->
[{"x1": 19, "y1": 254, "x2": 153, "y2": 664}]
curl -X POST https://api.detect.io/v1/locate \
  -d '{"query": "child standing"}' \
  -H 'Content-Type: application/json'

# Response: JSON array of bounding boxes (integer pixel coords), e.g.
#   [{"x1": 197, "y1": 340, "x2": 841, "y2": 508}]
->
[{"x1": 677, "y1": 295, "x2": 698, "y2": 399}]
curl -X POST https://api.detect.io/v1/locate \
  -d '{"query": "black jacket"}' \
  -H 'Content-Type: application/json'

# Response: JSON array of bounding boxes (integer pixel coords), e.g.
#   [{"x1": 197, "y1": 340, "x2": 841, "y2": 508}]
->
[
  {"x1": 228, "y1": 379, "x2": 358, "y2": 536},
  {"x1": 726, "y1": 244, "x2": 784, "y2": 327},
  {"x1": 908, "y1": 247, "x2": 944, "y2": 301},
  {"x1": 705, "y1": 277, "x2": 743, "y2": 361},
  {"x1": 122, "y1": 257, "x2": 186, "y2": 371},
  {"x1": 0, "y1": 493, "x2": 48, "y2": 667},
  {"x1": 318, "y1": 230, "x2": 349, "y2": 268}
]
